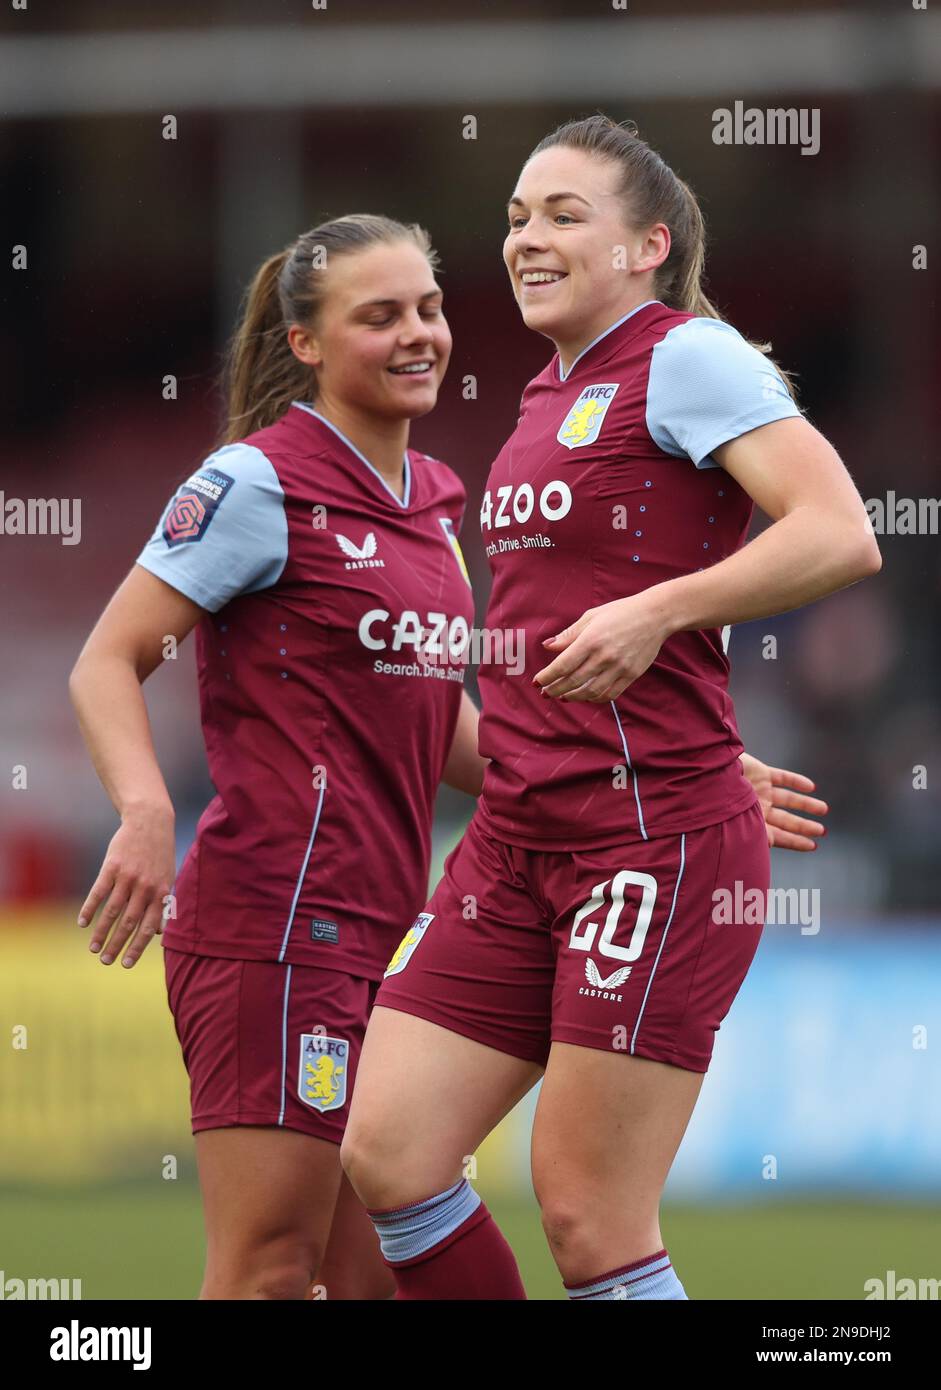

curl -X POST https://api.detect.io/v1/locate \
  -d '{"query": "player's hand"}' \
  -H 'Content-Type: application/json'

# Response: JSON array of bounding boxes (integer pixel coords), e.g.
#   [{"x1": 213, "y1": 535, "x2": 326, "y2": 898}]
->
[
  {"x1": 77, "y1": 805, "x2": 176, "y2": 968},
  {"x1": 740, "y1": 752, "x2": 828, "y2": 852},
  {"x1": 534, "y1": 594, "x2": 667, "y2": 702}
]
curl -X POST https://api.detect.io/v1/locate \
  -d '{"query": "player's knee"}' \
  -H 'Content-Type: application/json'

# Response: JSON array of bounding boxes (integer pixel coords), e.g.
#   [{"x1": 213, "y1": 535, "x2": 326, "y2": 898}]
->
[
  {"x1": 537, "y1": 1182, "x2": 661, "y2": 1274},
  {"x1": 339, "y1": 1122, "x2": 387, "y2": 1202},
  {"x1": 202, "y1": 1262, "x2": 316, "y2": 1300},
  {"x1": 339, "y1": 1112, "x2": 430, "y2": 1212},
  {"x1": 538, "y1": 1193, "x2": 591, "y2": 1262},
  {"x1": 250, "y1": 1258, "x2": 321, "y2": 1301},
  {"x1": 203, "y1": 1236, "x2": 324, "y2": 1300},
  {"x1": 537, "y1": 1185, "x2": 622, "y2": 1264}
]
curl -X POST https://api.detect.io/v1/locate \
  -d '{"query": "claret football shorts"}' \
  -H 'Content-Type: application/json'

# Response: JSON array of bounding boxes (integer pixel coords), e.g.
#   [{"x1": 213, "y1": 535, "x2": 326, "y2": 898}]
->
[
  {"x1": 164, "y1": 948, "x2": 380, "y2": 1142},
  {"x1": 376, "y1": 802, "x2": 770, "y2": 1073}
]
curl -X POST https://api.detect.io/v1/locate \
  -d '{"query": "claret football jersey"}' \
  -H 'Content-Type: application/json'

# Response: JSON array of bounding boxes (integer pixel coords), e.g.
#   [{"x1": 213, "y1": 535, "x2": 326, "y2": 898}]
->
[
  {"x1": 136, "y1": 402, "x2": 474, "y2": 979},
  {"x1": 475, "y1": 299, "x2": 801, "y2": 849}
]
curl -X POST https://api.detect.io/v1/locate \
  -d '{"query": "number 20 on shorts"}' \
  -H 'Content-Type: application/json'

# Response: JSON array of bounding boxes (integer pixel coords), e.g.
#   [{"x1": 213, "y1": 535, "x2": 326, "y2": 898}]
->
[{"x1": 568, "y1": 871, "x2": 658, "y2": 963}]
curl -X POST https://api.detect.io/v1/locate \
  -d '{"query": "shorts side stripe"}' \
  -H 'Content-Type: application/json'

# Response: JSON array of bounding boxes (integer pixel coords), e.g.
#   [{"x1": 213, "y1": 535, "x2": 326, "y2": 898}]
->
[
  {"x1": 278, "y1": 783, "x2": 326, "y2": 961},
  {"x1": 277, "y1": 963, "x2": 293, "y2": 1126},
  {"x1": 630, "y1": 833, "x2": 685, "y2": 1056},
  {"x1": 610, "y1": 702, "x2": 649, "y2": 842}
]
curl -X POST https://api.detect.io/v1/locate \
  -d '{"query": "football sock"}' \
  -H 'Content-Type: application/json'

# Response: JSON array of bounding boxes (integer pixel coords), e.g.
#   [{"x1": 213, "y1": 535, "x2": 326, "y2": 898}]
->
[
  {"x1": 564, "y1": 1248, "x2": 688, "y2": 1300},
  {"x1": 368, "y1": 1177, "x2": 527, "y2": 1300}
]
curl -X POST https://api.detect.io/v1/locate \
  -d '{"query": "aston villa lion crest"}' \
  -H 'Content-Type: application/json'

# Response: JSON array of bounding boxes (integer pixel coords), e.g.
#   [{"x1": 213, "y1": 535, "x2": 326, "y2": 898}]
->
[
  {"x1": 557, "y1": 383, "x2": 620, "y2": 450},
  {"x1": 298, "y1": 1034, "x2": 348, "y2": 1112},
  {"x1": 384, "y1": 912, "x2": 434, "y2": 978}
]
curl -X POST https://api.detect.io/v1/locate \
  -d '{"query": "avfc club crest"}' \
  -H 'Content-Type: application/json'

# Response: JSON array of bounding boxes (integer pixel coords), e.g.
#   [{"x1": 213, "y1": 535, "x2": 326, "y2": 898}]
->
[
  {"x1": 298, "y1": 1034, "x2": 348, "y2": 1113},
  {"x1": 438, "y1": 517, "x2": 472, "y2": 588},
  {"x1": 557, "y1": 383, "x2": 620, "y2": 450},
  {"x1": 384, "y1": 912, "x2": 434, "y2": 978}
]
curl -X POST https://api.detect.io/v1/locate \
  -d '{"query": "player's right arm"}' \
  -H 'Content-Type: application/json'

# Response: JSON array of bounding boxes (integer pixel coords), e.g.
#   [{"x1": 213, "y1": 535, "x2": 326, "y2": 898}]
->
[
  {"x1": 69, "y1": 441, "x2": 289, "y2": 968},
  {"x1": 68, "y1": 567, "x2": 206, "y2": 968}
]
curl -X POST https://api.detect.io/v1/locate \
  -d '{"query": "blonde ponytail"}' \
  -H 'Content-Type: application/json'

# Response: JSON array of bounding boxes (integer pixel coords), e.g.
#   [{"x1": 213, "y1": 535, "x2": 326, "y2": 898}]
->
[{"x1": 219, "y1": 248, "x2": 311, "y2": 445}]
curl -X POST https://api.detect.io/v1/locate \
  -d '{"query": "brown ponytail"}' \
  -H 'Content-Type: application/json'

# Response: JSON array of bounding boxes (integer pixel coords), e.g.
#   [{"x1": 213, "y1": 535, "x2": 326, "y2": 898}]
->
[
  {"x1": 218, "y1": 214, "x2": 440, "y2": 446},
  {"x1": 528, "y1": 115, "x2": 798, "y2": 401}
]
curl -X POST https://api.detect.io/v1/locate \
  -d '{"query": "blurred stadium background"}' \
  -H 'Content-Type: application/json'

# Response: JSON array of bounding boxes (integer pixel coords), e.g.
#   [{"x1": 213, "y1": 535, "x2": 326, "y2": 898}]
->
[{"x1": 1, "y1": 0, "x2": 939, "y2": 1299}]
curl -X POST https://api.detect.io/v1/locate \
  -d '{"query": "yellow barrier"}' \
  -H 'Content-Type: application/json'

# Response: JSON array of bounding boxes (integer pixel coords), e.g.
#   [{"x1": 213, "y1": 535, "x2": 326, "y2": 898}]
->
[
  {"x1": 0, "y1": 909, "x2": 192, "y2": 1182},
  {"x1": 0, "y1": 906, "x2": 524, "y2": 1190}
]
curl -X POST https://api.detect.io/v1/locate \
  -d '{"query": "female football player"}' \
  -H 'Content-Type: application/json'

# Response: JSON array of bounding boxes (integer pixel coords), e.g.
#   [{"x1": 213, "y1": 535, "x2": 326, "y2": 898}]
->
[
  {"x1": 70, "y1": 202, "x2": 827, "y2": 1304},
  {"x1": 342, "y1": 117, "x2": 880, "y2": 1301},
  {"x1": 68, "y1": 214, "x2": 481, "y2": 1300}
]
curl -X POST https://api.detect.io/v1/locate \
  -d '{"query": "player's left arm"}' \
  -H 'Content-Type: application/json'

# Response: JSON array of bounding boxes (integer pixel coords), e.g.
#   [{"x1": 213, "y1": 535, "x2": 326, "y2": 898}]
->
[
  {"x1": 653, "y1": 415, "x2": 882, "y2": 630},
  {"x1": 441, "y1": 689, "x2": 488, "y2": 796},
  {"x1": 536, "y1": 415, "x2": 881, "y2": 701}
]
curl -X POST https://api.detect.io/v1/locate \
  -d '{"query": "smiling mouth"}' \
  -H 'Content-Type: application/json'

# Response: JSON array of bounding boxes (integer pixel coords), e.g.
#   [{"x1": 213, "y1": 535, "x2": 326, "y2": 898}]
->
[
  {"x1": 519, "y1": 271, "x2": 568, "y2": 288},
  {"x1": 388, "y1": 361, "x2": 434, "y2": 375}
]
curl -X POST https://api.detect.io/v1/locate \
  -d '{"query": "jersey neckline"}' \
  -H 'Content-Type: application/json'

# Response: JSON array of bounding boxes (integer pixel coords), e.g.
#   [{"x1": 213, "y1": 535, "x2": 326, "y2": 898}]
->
[
  {"x1": 556, "y1": 300, "x2": 663, "y2": 383},
  {"x1": 290, "y1": 401, "x2": 412, "y2": 508}
]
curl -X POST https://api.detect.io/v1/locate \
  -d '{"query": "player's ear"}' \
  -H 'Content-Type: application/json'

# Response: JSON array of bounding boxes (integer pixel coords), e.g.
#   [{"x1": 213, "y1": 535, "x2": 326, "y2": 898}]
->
[
  {"x1": 633, "y1": 222, "x2": 671, "y2": 275},
  {"x1": 287, "y1": 321, "x2": 323, "y2": 368}
]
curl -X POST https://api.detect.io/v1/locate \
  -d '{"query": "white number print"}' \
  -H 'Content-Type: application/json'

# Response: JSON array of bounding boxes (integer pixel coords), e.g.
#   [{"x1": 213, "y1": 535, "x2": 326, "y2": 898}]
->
[{"x1": 569, "y1": 870, "x2": 658, "y2": 962}]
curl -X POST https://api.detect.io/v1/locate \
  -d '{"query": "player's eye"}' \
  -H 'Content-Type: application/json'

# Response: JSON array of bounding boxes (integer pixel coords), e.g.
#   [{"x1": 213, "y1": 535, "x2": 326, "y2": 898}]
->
[{"x1": 508, "y1": 212, "x2": 575, "y2": 228}]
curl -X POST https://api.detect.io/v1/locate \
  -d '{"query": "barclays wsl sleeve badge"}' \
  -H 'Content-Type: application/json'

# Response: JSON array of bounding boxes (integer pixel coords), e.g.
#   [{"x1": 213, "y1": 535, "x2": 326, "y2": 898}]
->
[
  {"x1": 557, "y1": 383, "x2": 620, "y2": 449},
  {"x1": 162, "y1": 469, "x2": 235, "y2": 547},
  {"x1": 298, "y1": 1034, "x2": 348, "y2": 1112}
]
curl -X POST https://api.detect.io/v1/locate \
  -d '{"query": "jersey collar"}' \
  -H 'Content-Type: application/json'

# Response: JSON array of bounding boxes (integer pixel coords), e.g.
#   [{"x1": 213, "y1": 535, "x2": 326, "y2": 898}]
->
[
  {"x1": 556, "y1": 300, "x2": 662, "y2": 382},
  {"x1": 290, "y1": 402, "x2": 411, "y2": 508}
]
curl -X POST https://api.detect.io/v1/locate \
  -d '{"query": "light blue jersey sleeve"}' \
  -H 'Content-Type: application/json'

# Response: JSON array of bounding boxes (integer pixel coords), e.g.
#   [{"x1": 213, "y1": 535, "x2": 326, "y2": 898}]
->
[
  {"x1": 135, "y1": 442, "x2": 289, "y2": 612},
  {"x1": 646, "y1": 317, "x2": 801, "y2": 469}
]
